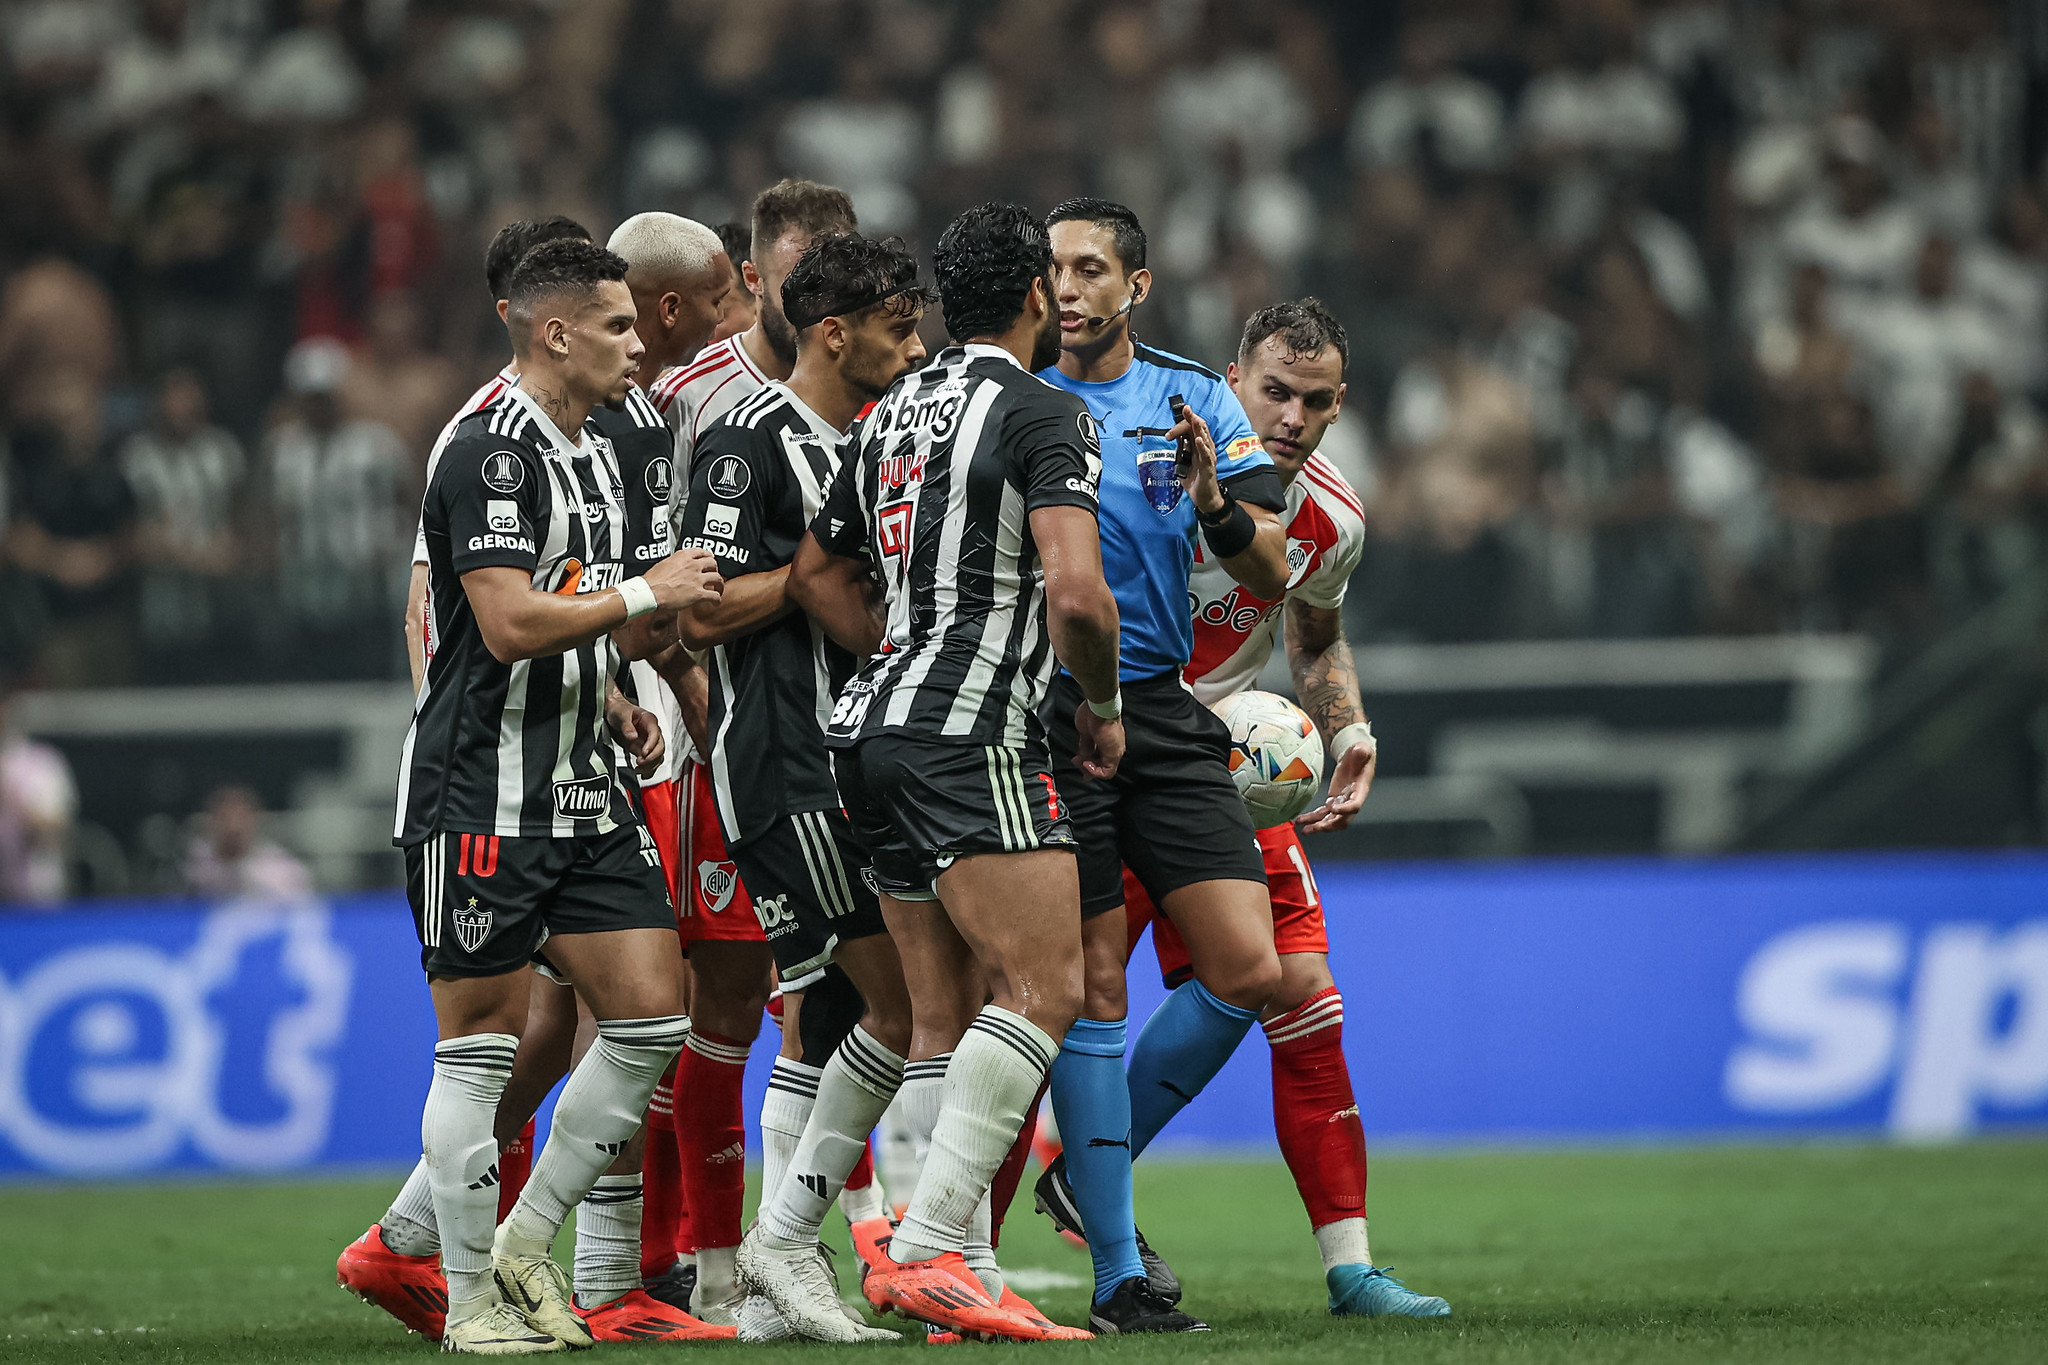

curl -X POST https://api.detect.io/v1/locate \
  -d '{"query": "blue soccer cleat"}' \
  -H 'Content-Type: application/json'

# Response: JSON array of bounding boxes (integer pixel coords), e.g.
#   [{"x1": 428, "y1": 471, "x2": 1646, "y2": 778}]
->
[{"x1": 1327, "y1": 1264, "x2": 1451, "y2": 1319}]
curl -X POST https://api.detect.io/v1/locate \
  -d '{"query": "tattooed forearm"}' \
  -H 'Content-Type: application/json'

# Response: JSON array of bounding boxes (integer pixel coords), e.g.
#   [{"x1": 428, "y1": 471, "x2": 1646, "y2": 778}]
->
[{"x1": 1285, "y1": 600, "x2": 1365, "y2": 739}]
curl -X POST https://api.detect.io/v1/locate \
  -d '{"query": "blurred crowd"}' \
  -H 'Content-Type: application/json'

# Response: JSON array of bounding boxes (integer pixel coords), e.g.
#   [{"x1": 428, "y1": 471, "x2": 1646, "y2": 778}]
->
[{"x1": 0, "y1": 0, "x2": 2045, "y2": 703}]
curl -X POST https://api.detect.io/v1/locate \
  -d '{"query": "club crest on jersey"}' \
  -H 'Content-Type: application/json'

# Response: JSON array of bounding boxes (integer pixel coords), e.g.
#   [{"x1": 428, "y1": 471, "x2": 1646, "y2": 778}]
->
[
  {"x1": 697, "y1": 859, "x2": 738, "y2": 913},
  {"x1": 707, "y1": 454, "x2": 751, "y2": 499},
  {"x1": 482, "y1": 451, "x2": 525, "y2": 493},
  {"x1": 1286, "y1": 537, "x2": 1317, "y2": 587},
  {"x1": 644, "y1": 456, "x2": 674, "y2": 502},
  {"x1": 454, "y1": 896, "x2": 492, "y2": 953},
  {"x1": 553, "y1": 776, "x2": 611, "y2": 820},
  {"x1": 1137, "y1": 447, "x2": 1183, "y2": 515}
]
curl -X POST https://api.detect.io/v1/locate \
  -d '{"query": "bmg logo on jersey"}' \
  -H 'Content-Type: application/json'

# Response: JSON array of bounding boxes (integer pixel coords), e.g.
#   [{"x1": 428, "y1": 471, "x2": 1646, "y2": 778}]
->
[
  {"x1": 553, "y1": 776, "x2": 613, "y2": 820},
  {"x1": 0, "y1": 902, "x2": 353, "y2": 1175}
]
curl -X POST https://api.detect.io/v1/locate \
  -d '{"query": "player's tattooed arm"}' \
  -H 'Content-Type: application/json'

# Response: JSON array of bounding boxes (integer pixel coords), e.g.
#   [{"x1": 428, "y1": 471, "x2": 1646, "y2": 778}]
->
[
  {"x1": 789, "y1": 531, "x2": 884, "y2": 658},
  {"x1": 1286, "y1": 598, "x2": 1375, "y2": 831}
]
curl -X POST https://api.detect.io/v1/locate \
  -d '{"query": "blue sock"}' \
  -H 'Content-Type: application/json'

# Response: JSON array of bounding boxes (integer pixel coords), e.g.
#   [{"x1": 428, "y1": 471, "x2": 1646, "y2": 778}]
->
[
  {"x1": 1048, "y1": 1016, "x2": 1144, "y2": 1301},
  {"x1": 1127, "y1": 979, "x2": 1261, "y2": 1159}
]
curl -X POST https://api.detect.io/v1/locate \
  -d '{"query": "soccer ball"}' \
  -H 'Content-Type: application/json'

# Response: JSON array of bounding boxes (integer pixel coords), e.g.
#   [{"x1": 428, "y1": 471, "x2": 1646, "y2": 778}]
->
[{"x1": 1213, "y1": 690, "x2": 1325, "y2": 829}]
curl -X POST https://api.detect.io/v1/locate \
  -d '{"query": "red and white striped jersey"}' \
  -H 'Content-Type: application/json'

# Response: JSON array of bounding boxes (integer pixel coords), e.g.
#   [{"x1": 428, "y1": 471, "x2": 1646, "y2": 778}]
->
[
  {"x1": 1183, "y1": 452, "x2": 1366, "y2": 707},
  {"x1": 646, "y1": 332, "x2": 771, "y2": 481}
]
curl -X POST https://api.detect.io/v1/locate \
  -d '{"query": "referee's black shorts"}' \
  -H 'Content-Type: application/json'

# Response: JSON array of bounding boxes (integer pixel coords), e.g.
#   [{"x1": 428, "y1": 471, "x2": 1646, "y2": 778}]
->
[{"x1": 1042, "y1": 669, "x2": 1266, "y2": 919}]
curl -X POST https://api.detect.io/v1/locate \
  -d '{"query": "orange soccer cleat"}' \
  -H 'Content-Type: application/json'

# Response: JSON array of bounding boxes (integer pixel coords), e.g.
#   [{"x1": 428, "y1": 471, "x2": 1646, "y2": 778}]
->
[
  {"x1": 574, "y1": 1289, "x2": 740, "y2": 1342},
  {"x1": 999, "y1": 1284, "x2": 1093, "y2": 1341},
  {"x1": 863, "y1": 1251, "x2": 1089, "y2": 1343},
  {"x1": 336, "y1": 1223, "x2": 448, "y2": 1337},
  {"x1": 849, "y1": 1216, "x2": 895, "y2": 1275}
]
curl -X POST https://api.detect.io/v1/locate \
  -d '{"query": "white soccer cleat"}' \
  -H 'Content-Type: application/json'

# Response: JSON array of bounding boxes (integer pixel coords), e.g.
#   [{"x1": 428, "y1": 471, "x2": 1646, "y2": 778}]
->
[
  {"x1": 736, "y1": 1295, "x2": 797, "y2": 1342},
  {"x1": 490, "y1": 1227, "x2": 593, "y2": 1351},
  {"x1": 736, "y1": 1226, "x2": 897, "y2": 1343},
  {"x1": 691, "y1": 1293, "x2": 741, "y2": 1331},
  {"x1": 441, "y1": 1302, "x2": 568, "y2": 1355}
]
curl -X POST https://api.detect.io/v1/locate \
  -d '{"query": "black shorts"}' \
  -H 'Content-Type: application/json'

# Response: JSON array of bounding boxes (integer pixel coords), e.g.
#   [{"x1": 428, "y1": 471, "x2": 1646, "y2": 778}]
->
[
  {"x1": 727, "y1": 808, "x2": 888, "y2": 989},
  {"x1": 836, "y1": 734, "x2": 1077, "y2": 898},
  {"x1": 1041, "y1": 670, "x2": 1266, "y2": 918},
  {"x1": 406, "y1": 824, "x2": 675, "y2": 978}
]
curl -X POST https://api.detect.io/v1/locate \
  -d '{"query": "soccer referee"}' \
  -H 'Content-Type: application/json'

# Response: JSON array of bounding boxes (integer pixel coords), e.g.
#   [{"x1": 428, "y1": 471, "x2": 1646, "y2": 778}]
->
[{"x1": 1034, "y1": 199, "x2": 1290, "y2": 1333}]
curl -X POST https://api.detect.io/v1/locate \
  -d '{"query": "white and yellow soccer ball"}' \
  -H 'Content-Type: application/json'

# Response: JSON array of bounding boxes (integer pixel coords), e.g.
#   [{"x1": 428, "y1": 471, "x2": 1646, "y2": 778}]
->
[{"x1": 1213, "y1": 690, "x2": 1325, "y2": 829}]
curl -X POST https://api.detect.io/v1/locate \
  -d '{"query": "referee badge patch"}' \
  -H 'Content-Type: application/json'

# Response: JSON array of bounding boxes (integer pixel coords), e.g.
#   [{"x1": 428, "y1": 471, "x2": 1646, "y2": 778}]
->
[
  {"x1": 1138, "y1": 447, "x2": 1182, "y2": 515},
  {"x1": 454, "y1": 896, "x2": 492, "y2": 953},
  {"x1": 482, "y1": 451, "x2": 525, "y2": 493},
  {"x1": 707, "y1": 454, "x2": 751, "y2": 499}
]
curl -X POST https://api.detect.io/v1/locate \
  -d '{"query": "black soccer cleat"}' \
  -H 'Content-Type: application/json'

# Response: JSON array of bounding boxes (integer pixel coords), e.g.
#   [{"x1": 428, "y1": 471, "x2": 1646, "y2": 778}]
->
[
  {"x1": 642, "y1": 1259, "x2": 698, "y2": 1315},
  {"x1": 1088, "y1": 1276, "x2": 1209, "y2": 1335},
  {"x1": 1034, "y1": 1155, "x2": 1183, "y2": 1305}
]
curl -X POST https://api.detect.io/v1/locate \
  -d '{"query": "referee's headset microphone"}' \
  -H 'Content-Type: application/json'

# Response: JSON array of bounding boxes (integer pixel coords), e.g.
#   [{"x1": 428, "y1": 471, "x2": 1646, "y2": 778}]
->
[{"x1": 1083, "y1": 285, "x2": 1144, "y2": 330}]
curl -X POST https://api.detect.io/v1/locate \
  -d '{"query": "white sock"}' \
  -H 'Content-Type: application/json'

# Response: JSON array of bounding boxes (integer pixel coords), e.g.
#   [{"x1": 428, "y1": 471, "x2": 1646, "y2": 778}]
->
[
  {"x1": 899, "y1": 1055, "x2": 948, "y2": 1165},
  {"x1": 964, "y1": 1192, "x2": 1003, "y2": 1300},
  {"x1": 503, "y1": 1015, "x2": 689, "y2": 1254},
  {"x1": 759, "y1": 1027, "x2": 905, "y2": 1244},
  {"x1": 572, "y1": 1174, "x2": 644, "y2": 1309},
  {"x1": 381, "y1": 1158, "x2": 439, "y2": 1255},
  {"x1": 1315, "y1": 1218, "x2": 1371, "y2": 1272},
  {"x1": 693, "y1": 1245, "x2": 738, "y2": 1314},
  {"x1": 874, "y1": 1089, "x2": 921, "y2": 1214},
  {"x1": 422, "y1": 1033, "x2": 517, "y2": 1321},
  {"x1": 758, "y1": 1058, "x2": 821, "y2": 1215},
  {"x1": 891, "y1": 1009, "x2": 1055, "y2": 1265},
  {"x1": 840, "y1": 1174, "x2": 888, "y2": 1225},
  {"x1": 906, "y1": 1056, "x2": 1001, "y2": 1296}
]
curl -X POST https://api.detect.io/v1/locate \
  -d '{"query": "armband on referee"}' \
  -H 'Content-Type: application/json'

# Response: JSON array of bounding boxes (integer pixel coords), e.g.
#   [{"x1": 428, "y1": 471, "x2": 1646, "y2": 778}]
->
[
  {"x1": 1198, "y1": 495, "x2": 1257, "y2": 558},
  {"x1": 616, "y1": 576, "x2": 658, "y2": 620}
]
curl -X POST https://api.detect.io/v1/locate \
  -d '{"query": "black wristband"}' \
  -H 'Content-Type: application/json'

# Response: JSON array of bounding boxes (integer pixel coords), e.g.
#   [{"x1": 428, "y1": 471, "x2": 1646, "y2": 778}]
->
[{"x1": 1199, "y1": 497, "x2": 1257, "y2": 558}]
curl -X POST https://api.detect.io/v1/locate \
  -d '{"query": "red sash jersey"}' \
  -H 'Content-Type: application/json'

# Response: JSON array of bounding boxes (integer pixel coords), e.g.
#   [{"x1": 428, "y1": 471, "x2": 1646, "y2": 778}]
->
[{"x1": 1127, "y1": 451, "x2": 1367, "y2": 983}]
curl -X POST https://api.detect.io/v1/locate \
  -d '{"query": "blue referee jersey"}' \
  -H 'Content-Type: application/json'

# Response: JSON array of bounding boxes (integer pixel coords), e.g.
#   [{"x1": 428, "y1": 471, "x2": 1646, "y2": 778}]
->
[{"x1": 1040, "y1": 344, "x2": 1279, "y2": 680}]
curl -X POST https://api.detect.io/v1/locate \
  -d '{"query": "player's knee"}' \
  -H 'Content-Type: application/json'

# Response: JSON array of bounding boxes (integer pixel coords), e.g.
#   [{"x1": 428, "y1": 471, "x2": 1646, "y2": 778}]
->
[
  {"x1": 1081, "y1": 946, "x2": 1128, "y2": 1022},
  {"x1": 1207, "y1": 947, "x2": 1282, "y2": 1014}
]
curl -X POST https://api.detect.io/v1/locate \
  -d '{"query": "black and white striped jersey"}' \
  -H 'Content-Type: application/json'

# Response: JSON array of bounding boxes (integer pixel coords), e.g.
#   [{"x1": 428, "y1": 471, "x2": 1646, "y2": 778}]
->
[
  {"x1": 674, "y1": 382, "x2": 858, "y2": 845},
  {"x1": 812, "y1": 344, "x2": 1102, "y2": 751},
  {"x1": 393, "y1": 382, "x2": 665, "y2": 846}
]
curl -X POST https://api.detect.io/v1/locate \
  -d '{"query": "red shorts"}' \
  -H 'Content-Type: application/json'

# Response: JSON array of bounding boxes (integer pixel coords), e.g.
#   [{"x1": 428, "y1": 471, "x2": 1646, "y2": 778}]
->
[
  {"x1": 640, "y1": 775, "x2": 683, "y2": 912},
  {"x1": 677, "y1": 760, "x2": 762, "y2": 945},
  {"x1": 1124, "y1": 821, "x2": 1328, "y2": 988}
]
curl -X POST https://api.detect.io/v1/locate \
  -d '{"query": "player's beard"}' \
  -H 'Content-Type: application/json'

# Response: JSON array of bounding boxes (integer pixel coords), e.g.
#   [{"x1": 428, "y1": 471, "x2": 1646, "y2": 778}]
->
[
  {"x1": 1028, "y1": 303, "x2": 1061, "y2": 372},
  {"x1": 763, "y1": 302, "x2": 799, "y2": 368}
]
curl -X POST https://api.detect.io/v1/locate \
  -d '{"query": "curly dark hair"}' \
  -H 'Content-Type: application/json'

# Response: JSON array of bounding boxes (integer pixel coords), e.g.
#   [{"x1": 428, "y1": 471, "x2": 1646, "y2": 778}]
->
[
  {"x1": 781, "y1": 233, "x2": 934, "y2": 333},
  {"x1": 933, "y1": 202, "x2": 1051, "y2": 343},
  {"x1": 1045, "y1": 197, "x2": 1147, "y2": 273},
  {"x1": 1238, "y1": 297, "x2": 1350, "y2": 376},
  {"x1": 505, "y1": 238, "x2": 629, "y2": 311},
  {"x1": 484, "y1": 216, "x2": 592, "y2": 300}
]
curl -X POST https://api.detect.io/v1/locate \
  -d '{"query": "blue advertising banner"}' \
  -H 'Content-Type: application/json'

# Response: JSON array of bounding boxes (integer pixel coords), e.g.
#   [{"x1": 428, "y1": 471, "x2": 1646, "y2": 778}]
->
[{"x1": 1, "y1": 853, "x2": 2043, "y2": 1179}]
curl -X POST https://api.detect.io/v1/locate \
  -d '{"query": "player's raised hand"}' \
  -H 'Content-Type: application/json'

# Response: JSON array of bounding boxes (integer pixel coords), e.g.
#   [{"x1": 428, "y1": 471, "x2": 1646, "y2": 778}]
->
[
  {"x1": 1074, "y1": 704, "x2": 1125, "y2": 780},
  {"x1": 1172, "y1": 406, "x2": 1223, "y2": 513},
  {"x1": 644, "y1": 547, "x2": 724, "y2": 608},
  {"x1": 606, "y1": 693, "x2": 666, "y2": 778},
  {"x1": 1296, "y1": 734, "x2": 1376, "y2": 834}
]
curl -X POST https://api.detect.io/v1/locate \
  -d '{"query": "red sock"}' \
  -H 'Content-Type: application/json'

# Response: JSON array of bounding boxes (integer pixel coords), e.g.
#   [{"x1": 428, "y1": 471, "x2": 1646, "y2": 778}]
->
[
  {"x1": 642, "y1": 1063, "x2": 684, "y2": 1279},
  {"x1": 844, "y1": 1141, "x2": 875, "y2": 1192},
  {"x1": 1265, "y1": 988, "x2": 1367, "y2": 1229},
  {"x1": 674, "y1": 1029, "x2": 750, "y2": 1253},
  {"x1": 496, "y1": 1117, "x2": 534, "y2": 1223},
  {"x1": 988, "y1": 1082, "x2": 1045, "y2": 1248}
]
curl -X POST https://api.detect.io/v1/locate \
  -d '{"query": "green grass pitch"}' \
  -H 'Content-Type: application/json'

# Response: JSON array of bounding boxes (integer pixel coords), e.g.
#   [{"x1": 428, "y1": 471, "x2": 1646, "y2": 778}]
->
[{"x1": 3, "y1": 1141, "x2": 2044, "y2": 1363}]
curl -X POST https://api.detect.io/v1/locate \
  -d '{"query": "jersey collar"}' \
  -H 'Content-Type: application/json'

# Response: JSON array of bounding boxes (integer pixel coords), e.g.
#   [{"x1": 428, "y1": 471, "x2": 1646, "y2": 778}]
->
[
  {"x1": 768, "y1": 380, "x2": 846, "y2": 442},
  {"x1": 962, "y1": 342, "x2": 1024, "y2": 371},
  {"x1": 506, "y1": 379, "x2": 587, "y2": 455}
]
